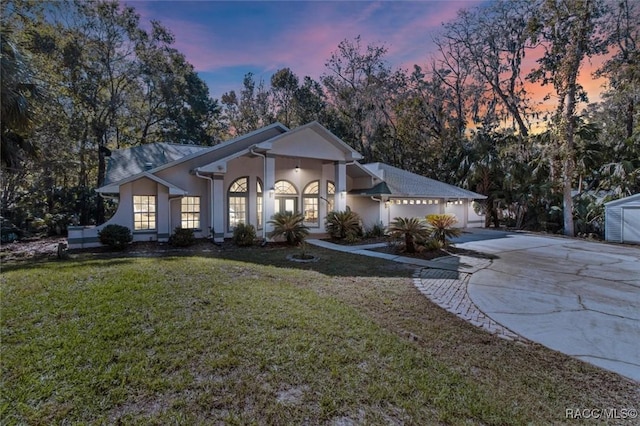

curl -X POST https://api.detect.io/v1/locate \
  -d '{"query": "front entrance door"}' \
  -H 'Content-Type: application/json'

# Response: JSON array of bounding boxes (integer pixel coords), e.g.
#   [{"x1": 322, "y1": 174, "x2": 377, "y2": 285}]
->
[{"x1": 275, "y1": 197, "x2": 298, "y2": 215}]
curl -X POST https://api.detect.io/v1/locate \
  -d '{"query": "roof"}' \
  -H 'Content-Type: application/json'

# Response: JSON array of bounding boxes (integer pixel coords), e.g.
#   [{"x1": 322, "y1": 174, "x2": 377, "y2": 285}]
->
[
  {"x1": 363, "y1": 163, "x2": 486, "y2": 199},
  {"x1": 604, "y1": 193, "x2": 640, "y2": 207},
  {"x1": 99, "y1": 123, "x2": 289, "y2": 191},
  {"x1": 104, "y1": 143, "x2": 209, "y2": 185},
  {"x1": 349, "y1": 182, "x2": 392, "y2": 196}
]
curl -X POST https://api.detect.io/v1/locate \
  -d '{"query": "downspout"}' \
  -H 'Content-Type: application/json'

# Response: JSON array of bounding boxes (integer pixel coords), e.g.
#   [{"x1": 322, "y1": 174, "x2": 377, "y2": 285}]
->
[
  {"x1": 370, "y1": 196, "x2": 385, "y2": 227},
  {"x1": 250, "y1": 146, "x2": 268, "y2": 242},
  {"x1": 195, "y1": 170, "x2": 216, "y2": 242}
]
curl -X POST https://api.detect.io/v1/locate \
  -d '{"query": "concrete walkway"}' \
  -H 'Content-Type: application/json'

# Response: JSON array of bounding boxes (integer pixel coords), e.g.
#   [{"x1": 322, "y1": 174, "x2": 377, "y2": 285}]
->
[{"x1": 307, "y1": 239, "x2": 523, "y2": 341}]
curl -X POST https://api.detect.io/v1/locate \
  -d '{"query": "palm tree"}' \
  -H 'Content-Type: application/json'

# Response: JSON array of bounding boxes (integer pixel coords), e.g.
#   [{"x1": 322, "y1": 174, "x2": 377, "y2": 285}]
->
[
  {"x1": 388, "y1": 217, "x2": 430, "y2": 253},
  {"x1": 1, "y1": 28, "x2": 38, "y2": 170},
  {"x1": 426, "y1": 214, "x2": 462, "y2": 246},
  {"x1": 325, "y1": 208, "x2": 362, "y2": 240},
  {"x1": 268, "y1": 212, "x2": 309, "y2": 245}
]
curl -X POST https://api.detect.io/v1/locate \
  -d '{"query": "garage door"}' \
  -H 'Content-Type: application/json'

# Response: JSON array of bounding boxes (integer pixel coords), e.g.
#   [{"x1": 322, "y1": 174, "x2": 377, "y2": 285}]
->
[{"x1": 622, "y1": 207, "x2": 640, "y2": 244}]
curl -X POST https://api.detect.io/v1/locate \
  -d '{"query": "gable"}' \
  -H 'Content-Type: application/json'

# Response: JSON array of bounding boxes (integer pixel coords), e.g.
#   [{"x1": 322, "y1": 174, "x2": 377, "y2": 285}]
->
[{"x1": 256, "y1": 122, "x2": 362, "y2": 162}]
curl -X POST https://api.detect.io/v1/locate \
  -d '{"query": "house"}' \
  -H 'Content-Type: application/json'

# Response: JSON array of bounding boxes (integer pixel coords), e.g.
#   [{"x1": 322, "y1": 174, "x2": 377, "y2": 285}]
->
[
  {"x1": 605, "y1": 193, "x2": 640, "y2": 244},
  {"x1": 68, "y1": 122, "x2": 486, "y2": 248}
]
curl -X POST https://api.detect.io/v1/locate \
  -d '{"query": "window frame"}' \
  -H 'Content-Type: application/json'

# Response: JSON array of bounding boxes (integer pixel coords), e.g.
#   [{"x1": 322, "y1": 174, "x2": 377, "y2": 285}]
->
[
  {"x1": 303, "y1": 180, "x2": 320, "y2": 227},
  {"x1": 133, "y1": 195, "x2": 157, "y2": 231},
  {"x1": 180, "y1": 196, "x2": 201, "y2": 229},
  {"x1": 228, "y1": 177, "x2": 249, "y2": 231}
]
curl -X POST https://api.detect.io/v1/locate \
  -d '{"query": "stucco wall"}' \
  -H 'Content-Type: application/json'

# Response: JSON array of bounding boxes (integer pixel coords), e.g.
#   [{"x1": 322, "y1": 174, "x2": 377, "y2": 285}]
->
[{"x1": 347, "y1": 196, "x2": 382, "y2": 230}]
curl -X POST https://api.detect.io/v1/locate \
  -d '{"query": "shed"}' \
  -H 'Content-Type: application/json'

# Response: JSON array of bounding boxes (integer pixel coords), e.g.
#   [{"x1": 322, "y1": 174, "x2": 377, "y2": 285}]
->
[{"x1": 605, "y1": 193, "x2": 640, "y2": 244}]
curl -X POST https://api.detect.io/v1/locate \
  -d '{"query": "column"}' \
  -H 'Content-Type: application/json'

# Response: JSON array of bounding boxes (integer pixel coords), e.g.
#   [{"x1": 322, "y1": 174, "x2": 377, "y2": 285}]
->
[
  {"x1": 334, "y1": 161, "x2": 347, "y2": 211},
  {"x1": 264, "y1": 155, "x2": 276, "y2": 238},
  {"x1": 212, "y1": 176, "x2": 225, "y2": 242}
]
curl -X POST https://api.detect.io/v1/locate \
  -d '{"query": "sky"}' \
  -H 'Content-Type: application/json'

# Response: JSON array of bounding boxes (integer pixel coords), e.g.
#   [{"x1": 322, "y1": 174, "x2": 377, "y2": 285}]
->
[{"x1": 126, "y1": 0, "x2": 608, "y2": 108}]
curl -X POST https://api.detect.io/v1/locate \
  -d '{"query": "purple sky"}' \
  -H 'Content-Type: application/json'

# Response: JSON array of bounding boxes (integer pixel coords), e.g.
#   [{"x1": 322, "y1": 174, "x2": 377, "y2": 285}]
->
[{"x1": 126, "y1": 1, "x2": 485, "y2": 100}]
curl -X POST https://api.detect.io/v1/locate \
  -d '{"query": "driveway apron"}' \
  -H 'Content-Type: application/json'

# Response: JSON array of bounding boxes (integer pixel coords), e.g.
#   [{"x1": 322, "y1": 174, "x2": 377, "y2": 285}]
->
[{"x1": 458, "y1": 232, "x2": 640, "y2": 382}]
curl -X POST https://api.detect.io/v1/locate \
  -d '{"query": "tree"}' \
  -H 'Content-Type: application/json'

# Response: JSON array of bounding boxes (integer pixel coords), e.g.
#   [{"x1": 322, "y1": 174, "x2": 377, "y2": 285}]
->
[
  {"x1": 270, "y1": 67, "x2": 299, "y2": 127},
  {"x1": 388, "y1": 217, "x2": 430, "y2": 253},
  {"x1": 528, "y1": 0, "x2": 607, "y2": 236},
  {"x1": 0, "y1": 27, "x2": 39, "y2": 170},
  {"x1": 442, "y1": 0, "x2": 536, "y2": 136},
  {"x1": 322, "y1": 36, "x2": 393, "y2": 161},
  {"x1": 221, "y1": 72, "x2": 272, "y2": 135}
]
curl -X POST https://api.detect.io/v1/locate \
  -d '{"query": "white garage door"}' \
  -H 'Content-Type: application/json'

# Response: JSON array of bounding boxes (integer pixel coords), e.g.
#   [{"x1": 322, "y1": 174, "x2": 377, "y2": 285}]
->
[{"x1": 622, "y1": 207, "x2": 640, "y2": 244}]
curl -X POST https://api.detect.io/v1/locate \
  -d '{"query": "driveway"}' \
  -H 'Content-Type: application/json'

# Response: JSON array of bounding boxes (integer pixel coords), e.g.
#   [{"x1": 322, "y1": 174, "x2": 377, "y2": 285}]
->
[{"x1": 454, "y1": 229, "x2": 640, "y2": 382}]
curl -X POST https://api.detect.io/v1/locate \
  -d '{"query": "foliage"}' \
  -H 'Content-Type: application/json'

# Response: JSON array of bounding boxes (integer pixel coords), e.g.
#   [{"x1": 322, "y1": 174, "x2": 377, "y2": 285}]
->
[
  {"x1": 572, "y1": 193, "x2": 604, "y2": 238},
  {"x1": 268, "y1": 211, "x2": 309, "y2": 246},
  {"x1": 232, "y1": 223, "x2": 256, "y2": 247},
  {"x1": 426, "y1": 214, "x2": 462, "y2": 246},
  {"x1": 365, "y1": 221, "x2": 386, "y2": 238},
  {"x1": 169, "y1": 227, "x2": 196, "y2": 247},
  {"x1": 388, "y1": 217, "x2": 430, "y2": 253},
  {"x1": 325, "y1": 208, "x2": 363, "y2": 242},
  {"x1": 98, "y1": 224, "x2": 132, "y2": 250}
]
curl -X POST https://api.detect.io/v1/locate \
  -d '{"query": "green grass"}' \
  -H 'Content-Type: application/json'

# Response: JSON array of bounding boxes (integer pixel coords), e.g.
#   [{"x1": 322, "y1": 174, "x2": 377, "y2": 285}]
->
[{"x1": 1, "y1": 248, "x2": 637, "y2": 425}]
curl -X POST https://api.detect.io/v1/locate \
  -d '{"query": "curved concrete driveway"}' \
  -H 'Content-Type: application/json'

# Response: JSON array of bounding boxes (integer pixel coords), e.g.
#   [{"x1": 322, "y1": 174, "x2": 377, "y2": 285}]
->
[{"x1": 455, "y1": 230, "x2": 640, "y2": 382}]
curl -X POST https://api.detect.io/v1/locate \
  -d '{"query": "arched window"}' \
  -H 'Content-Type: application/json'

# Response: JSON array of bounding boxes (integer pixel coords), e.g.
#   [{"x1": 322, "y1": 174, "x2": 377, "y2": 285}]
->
[
  {"x1": 274, "y1": 180, "x2": 297, "y2": 195},
  {"x1": 256, "y1": 179, "x2": 263, "y2": 229},
  {"x1": 228, "y1": 177, "x2": 248, "y2": 230},
  {"x1": 274, "y1": 180, "x2": 298, "y2": 215},
  {"x1": 327, "y1": 181, "x2": 336, "y2": 212},
  {"x1": 303, "y1": 181, "x2": 319, "y2": 226}
]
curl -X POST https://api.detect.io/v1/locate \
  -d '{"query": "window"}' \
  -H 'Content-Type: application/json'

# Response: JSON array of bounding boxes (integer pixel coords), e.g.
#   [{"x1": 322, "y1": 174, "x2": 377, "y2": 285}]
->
[
  {"x1": 327, "y1": 181, "x2": 335, "y2": 212},
  {"x1": 228, "y1": 177, "x2": 248, "y2": 230},
  {"x1": 256, "y1": 179, "x2": 263, "y2": 229},
  {"x1": 275, "y1": 180, "x2": 297, "y2": 195},
  {"x1": 133, "y1": 195, "x2": 156, "y2": 230},
  {"x1": 181, "y1": 196, "x2": 200, "y2": 229},
  {"x1": 303, "y1": 181, "x2": 319, "y2": 225},
  {"x1": 274, "y1": 180, "x2": 298, "y2": 215}
]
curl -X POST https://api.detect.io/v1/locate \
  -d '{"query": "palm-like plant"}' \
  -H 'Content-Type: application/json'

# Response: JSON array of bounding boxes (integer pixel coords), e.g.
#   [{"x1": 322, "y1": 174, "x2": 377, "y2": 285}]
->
[
  {"x1": 426, "y1": 214, "x2": 462, "y2": 246},
  {"x1": 325, "y1": 208, "x2": 363, "y2": 241},
  {"x1": 388, "y1": 217, "x2": 430, "y2": 253},
  {"x1": 268, "y1": 212, "x2": 309, "y2": 245}
]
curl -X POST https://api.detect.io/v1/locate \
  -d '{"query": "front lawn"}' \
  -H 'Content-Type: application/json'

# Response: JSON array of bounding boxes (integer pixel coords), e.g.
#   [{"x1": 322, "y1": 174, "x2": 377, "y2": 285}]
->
[{"x1": 1, "y1": 248, "x2": 637, "y2": 424}]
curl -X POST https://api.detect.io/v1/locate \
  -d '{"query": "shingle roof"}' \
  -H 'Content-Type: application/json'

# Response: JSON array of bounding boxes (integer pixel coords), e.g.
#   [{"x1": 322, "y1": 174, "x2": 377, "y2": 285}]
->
[
  {"x1": 104, "y1": 143, "x2": 209, "y2": 185},
  {"x1": 363, "y1": 163, "x2": 486, "y2": 199}
]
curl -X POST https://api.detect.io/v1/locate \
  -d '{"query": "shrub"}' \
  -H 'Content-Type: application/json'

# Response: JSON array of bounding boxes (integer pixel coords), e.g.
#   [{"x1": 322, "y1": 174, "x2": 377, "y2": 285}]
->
[
  {"x1": 426, "y1": 214, "x2": 462, "y2": 246},
  {"x1": 232, "y1": 223, "x2": 256, "y2": 246},
  {"x1": 365, "y1": 221, "x2": 386, "y2": 238},
  {"x1": 268, "y1": 212, "x2": 309, "y2": 246},
  {"x1": 325, "y1": 208, "x2": 363, "y2": 241},
  {"x1": 388, "y1": 217, "x2": 430, "y2": 253},
  {"x1": 169, "y1": 227, "x2": 196, "y2": 247},
  {"x1": 98, "y1": 224, "x2": 132, "y2": 250}
]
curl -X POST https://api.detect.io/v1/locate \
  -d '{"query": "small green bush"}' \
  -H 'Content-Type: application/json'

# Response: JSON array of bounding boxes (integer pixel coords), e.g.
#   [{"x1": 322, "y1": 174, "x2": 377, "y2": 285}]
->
[
  {"x1": 365, "y1": 221, "x2": 386, "y2": 238},
  {"x1": 268, "y1": 212, "x2": 309, "y2": 246},
  {"x1": 426, "y1": 214, "x2": 461, "y2": 246},
  {"x1": 325, "y1": 208, "x2": 363, "y2": 241},
  {"x1": 98, "y1": 224, "x2": 132, "y2": 250},
  {"x1": 232, "y1": 223, "x2": 256, "y2": 246},
  {"x1": 169, "y1": 227, "x2": 196, "y2": 247},
  {"x1": 388, "y1": 217, "x2": 430, "y2": 253}
]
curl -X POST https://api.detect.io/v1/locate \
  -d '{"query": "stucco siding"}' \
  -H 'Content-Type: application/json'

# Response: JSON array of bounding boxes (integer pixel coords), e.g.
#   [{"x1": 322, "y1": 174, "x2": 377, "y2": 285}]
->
[{"x1": 347, "y1": 197, "x2": 382, "y2": 229}]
